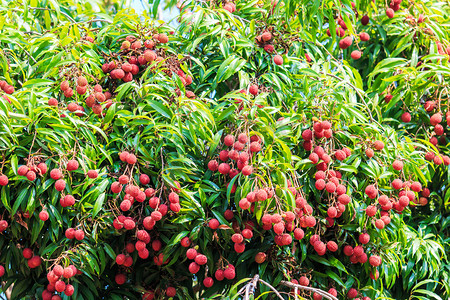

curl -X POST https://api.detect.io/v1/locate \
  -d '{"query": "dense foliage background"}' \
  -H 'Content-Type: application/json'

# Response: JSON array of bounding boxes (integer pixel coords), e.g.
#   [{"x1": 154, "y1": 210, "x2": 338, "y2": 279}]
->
[{"x1": 0, "y1": 0, "x2": 449, "y2": 299}]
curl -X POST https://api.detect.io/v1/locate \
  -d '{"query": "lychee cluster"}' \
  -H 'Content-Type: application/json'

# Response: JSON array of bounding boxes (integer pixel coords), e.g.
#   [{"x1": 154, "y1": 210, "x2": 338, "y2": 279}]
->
[
  {"x1": 208, "y1": 132, "x2": 262, "y2": 192},
  {"x1": 59, "y1": 76, "x2": 113, "y2": 117},
  {"x1": 0, "y1": 80, "x2": 14, "y2": 95},
  {"x1": 42, "y1": 264, "x2": 80, "y2": 299}
]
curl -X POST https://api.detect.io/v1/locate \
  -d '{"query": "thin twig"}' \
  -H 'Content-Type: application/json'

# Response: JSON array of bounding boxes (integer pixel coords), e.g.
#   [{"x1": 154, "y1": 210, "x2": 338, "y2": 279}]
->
[
  {"x1": 17, "y1": 7, "x2": 77, "y2": 23},
  {"x1": 318, "y1": 71, "x2": 379, "y2": 125},
  {"x1": 258, "y1": 278, "x2": 285, "y2": 300},
  {"x1": 280, "y1": 280, "x2": 339, "y2": 300}
]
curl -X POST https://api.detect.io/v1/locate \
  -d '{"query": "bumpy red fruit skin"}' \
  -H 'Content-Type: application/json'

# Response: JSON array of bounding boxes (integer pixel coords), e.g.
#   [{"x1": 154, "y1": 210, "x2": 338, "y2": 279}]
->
[
  {"x1": 0, "y1": 175, "x2": 8, "y2": 186},
  {"x1": 186, "y1": 248, "x2": 197, "y2": 260},
  {"x1": 208, "y1": 160, "x2": 219, "y2": 171},
  {"x1": 369, "y1": 255, "x2": 382, "y2": 267},
  {"x1": 351, "y1": 50, "x2": 362, "y2": 60},
  {"x1": 55, "y1": 280, "x2": 66, "y2": 293},
  {"x1": 347, "y1": 288, "x2": 358, "y2": 299},
  {"x1": 401, "y1": 112, "x2": 411, "y2": 122},
  {"x1": 224, "y1": 267, "x2": 236, "y2": 279},
  {"x1": 180, "y1": 237, "x2": 191, "y2": 247},
  {"x1": 55, "y1": 179, "x2": 66, "y2": 191},
  {"x1": 39, "y1": 210, "x2": 49, "y2": 221},
  {"x1": 273, "y1": 55, "x2": 283, "y2": 65},
  {"x1": 26, "y1": 171, "x2": 36, "y2": 181},
  {"x1": 255, "y1": 252, "x2": 266, "y2": 263},
  {"x1": 218, "y1": 163, "x2": 231, "y2": 174},
  {"x1": 215, "y1": 269, "x2": 225, "y2": 281},
  {"x1": 65, "y1": 228, "x2": 75, "y2": 239},
  {"x1": 189, "y1": 262, "x2": 200, "y2": 274},
  {"x1": 392, "y1": 160, "x2": 403, "y2": 170},
  {"x1": 360, "y1": 32, "x2": 370, "y2": 41},
  {"x1": 361, "y1": 15, "x2": 369, "y2": 25},
  {"x1": 115, "y1": 273, "x2": 126, "y2": 285},
  {"x1": 249, "y1": 84, "x2": 259, "y2": 96},
  {"x1": 365, "y1": 148, "x2": 374, "y2": 158},
  {"x1": 22, "y1": 248, "x2": 33, "y2": 259},
  {"x1": 299, "y1": 276, "x2": 309, "y2": 286},
  {"x1": 386, "y1": 8, "x2": 394, "y2": 18},
  {"x1": 203, "y1": 277, "x2": 214, "y2": 287},
  {"x1": 339, "y1": 36, "x2": 353, "y2": 49},
  {"x1": 359, "y1": 233, "x2": 370, "y2": 244},
  {"x1": 66, "y1": 159, "x2": 79, "y2": 171},
  {"x1": 208, "y1": 218, "x2": 220, "y2": 229}
]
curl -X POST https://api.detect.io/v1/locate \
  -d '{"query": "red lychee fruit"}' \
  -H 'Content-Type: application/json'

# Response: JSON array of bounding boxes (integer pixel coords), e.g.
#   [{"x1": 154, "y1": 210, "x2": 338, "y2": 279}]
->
[
  {"x1": 365, "y1": 205, "x2": 377, "y2": 217},
  {"x1": 77, "y1": 76, "x2": 88, "y2": 87},
  {"x1": 208, "y1": 218, "x2": 220, "y2": 230},
  {"x1": 401, "y1": 112, "x2": 411, "y2": 122},
  {"x1": 26, "y1": 171, "x2": 36, "y2": 181},
  {"x1": 261, "y1": 31, "x2": 272, "y2": 42},
  {"x1": 360, "y1": 32, "x2": 370, "y2": 41},
  {"x1": 55, "y1": 280, "x2": 66, "y2": 293},
  {"x1": 203, "y1": 277, "x2": 214, "y2": 287},
  {"x1": 294, "y1": 228, "x2": 304, "y2": 240},
  {"x1": 351, "y1": 50, "x2": 362, "y2": 60},
  {"x1": 208, "y1": 160, "x2": 219, "y2": 171},
  {"x1": 223, "y1": 266, "x2": 236, "y2": 279},
  {"x1": 242, "y1": 165, "x2": 253, "y2": 176},
  {"x1": 28, "y1": 255, "x2": 42, "y2": 268},
  {"x1": 127, "y1": 154, "x2": 137, "y2": 164},
  {"x1": 65, "y1": 228, "x2": 75, "y2": 239},
  {"x1": 48, "y1": 98, "x2": 58, "y2": 106},
  {"x1": 361, "y1": 15, "x2": 369, "y2": 25},
  {"x1": 430, "y1": 113, "x2": 442, "y2": 125},
  {"x1": 392, "y1": 160, "x2": 403, "y2": 170},
  {"x1": 0, "y1": 175, "x2": 8, "y2": 186},
  {"x1": 195, "y1": 254, "x2": 207, "y2": 265},
  {"x1": 74, "y1": 229, "x2": 85, "y2": 240},
  {"x1": 39, "y1": 210, "x2": 49, "y2": 221},
  {"x1": 327, "y1": 241, "x2": 338, "y2": 252},
  {"x1": 189, "y1": 262, "x2": 200, "y2": 274},
  {"x1": 85, "y1": 170, "x2": 98, "y2": 179},
  {"x1": 66, "y1": 159, "x2": 79, "y2": 171},
  {"x1": 273, "y1": 55, "x2": 283, "y2": 65},
  {"x1": 343, "y1": 245, "x2": 354, "y2": 256},
  {"x1": 255, "y1": 252, "x2": 266, "y2": 264},
  {"x1": 115, "y1": 273, "x2": 126, "y2": 285},
  {"x1": 347, "y1": 288, "x2": 358, "y2": 299},
  {"x1": 186, "y1": 248, "x2": 197, "y2": 260},
  {"x1": 249, "y1": 84, "x2": 259, "y2": 96},
  {"x1": 299, "y1": 276, "x2": 309, "y2": 286},
  {"x1": 359, "y1": 233, "x2": 370, "y2": 244},
  {"x1": 369, "y1": 255, "x2": 382, "y2": 267},
  {"x1": 60, "y1": 80, "x2": 70, "y2": 91},
  {"x1": 365, "y1": 148, "x2": 374, "y2": 158},
  {"x1": 218, "y1": 163, "x2": 231, "y2": 175},
  {"x1": 180, "y1": 237, "x2": 191, "y2": 247},
  {"x1": 111, "y1": 182, "x2": 122, "y2": 194},
  {"x1": 386, "y1": 8, "x2": 394, "y2": 18},
  {"x1": 338, "y1": 36, "x2": 353, "y2": 49},
  {"x1": 215, "y1": 269, "x2": 225, "y2": 281}
]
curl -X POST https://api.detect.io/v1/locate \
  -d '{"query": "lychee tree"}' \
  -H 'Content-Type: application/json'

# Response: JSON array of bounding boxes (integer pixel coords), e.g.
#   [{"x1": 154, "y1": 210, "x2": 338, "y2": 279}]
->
[{"x1": 0, "y1": 0, "x2": 449, "y2": 299}]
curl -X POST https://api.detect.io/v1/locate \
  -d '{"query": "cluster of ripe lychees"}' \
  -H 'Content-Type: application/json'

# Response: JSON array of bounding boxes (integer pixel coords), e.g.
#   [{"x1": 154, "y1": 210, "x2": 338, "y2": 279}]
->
[
  {"x1": 208, "y1": 132, "x2": 262, "y2": 192},
  {"x1": 42, "y1": 263, "x2": 81, "y2": 299},
  {"x1": 254, "y1": 29, "x2": 284, "y2": 65},
  {"x1": 0, "y1": 79, "x2": 14, "y2": 104},
  {"x1": 54, "y1": 76, "x2": 113, "y2": 117},
  {"x1": 109, "y1": 151, "x2": 182, "y2": 294}
]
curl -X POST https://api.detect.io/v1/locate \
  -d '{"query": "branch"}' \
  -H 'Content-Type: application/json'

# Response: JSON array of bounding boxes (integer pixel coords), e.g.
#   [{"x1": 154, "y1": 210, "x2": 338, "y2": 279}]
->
[
  {"x1": 258, "y1": 279, "x2": 285, "y2": 300},
  {"x1": 280, "y1": 280, "x2": 338, "y2": 300},
  {"x1": 318, "y1": 71, "x2": 378, "y2": 124},
  {"x1": 27, "y1": 7, "x2": 76, "y2": 23}
]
